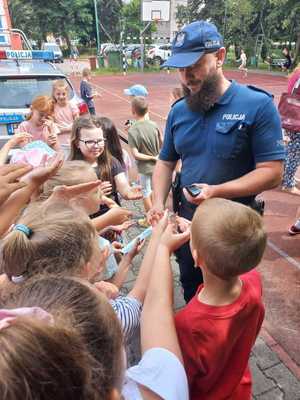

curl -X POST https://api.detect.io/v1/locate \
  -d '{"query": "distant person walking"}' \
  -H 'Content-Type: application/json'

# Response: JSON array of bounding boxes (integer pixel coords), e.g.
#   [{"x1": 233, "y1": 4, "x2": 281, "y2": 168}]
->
[
  {"x1": 236, "y1": 49, "x2": 248, "y2": 77},
  {"x1": 282, "y1": 47, "x2": 292, "y2": 72},
  {"x1": 282, "y1": 63, "x2": 300, "y2": 195}
]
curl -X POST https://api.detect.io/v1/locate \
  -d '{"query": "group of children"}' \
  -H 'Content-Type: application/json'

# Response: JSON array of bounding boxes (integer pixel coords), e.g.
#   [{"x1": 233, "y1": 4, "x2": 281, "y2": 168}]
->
[{"x1": 0, "y1": 71, "x2": 271, "y2": 400}]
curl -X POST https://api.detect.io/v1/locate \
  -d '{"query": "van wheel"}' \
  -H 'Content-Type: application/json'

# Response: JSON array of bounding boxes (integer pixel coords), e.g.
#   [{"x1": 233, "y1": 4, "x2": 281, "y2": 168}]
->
[{"x1": 153, "y1": 56, "x2": 162, "y2": 66}]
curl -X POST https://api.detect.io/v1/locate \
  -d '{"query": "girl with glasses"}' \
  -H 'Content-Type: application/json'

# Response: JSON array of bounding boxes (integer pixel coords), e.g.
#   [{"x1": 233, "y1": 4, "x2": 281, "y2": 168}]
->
[{"x1": 69, "y1": 117, "x2": 142, "y2": 210}]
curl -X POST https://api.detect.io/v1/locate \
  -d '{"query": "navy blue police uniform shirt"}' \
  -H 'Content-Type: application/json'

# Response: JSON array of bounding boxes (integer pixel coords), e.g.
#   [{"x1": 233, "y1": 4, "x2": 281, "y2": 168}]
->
[{"x1": 160, "y1": 80, "x2": 285, "y2": 205}]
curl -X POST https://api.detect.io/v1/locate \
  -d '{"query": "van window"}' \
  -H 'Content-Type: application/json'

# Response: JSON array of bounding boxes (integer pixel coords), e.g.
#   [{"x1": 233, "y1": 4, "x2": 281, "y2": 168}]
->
[{"x1": 0, "y1": 76, "x2": 73, "y2": 108}]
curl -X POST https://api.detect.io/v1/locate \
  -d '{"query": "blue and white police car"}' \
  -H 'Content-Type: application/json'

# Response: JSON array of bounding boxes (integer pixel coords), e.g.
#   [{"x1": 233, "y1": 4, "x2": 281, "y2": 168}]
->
[{"x1": 0, "y1": 49, "x2": 88, "y2": 147}]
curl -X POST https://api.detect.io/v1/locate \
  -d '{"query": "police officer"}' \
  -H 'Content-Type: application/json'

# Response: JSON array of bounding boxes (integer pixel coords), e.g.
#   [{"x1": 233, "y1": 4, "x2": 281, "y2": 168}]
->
[{"x1": 148, "y1": 21, "x2": 285, "y2": 303}]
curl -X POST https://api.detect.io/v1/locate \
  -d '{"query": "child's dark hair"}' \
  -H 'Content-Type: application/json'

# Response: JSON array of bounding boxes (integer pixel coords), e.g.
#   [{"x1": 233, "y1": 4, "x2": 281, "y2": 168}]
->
[
  {"x1": 131, "y1": 96, "x2": 148, "y2": 117},
  {"x1": 93, "y1": 116, "x2": 125, "y2": 167},
  {"x1": 5, "y1": 276, "x2": 124, "y2": 399},
  {"x1": 69, "y1": 116, "x2": 114, "y2": 183},
  {"x1": 191, "y1": 198, "x2": 267, "y2": 279},
  {"x1": 0, "y1": 316, "x2": 99, "y2": 400},
  {"x1": 0, "y1": 202, "x2": 96, "y2": 280}
]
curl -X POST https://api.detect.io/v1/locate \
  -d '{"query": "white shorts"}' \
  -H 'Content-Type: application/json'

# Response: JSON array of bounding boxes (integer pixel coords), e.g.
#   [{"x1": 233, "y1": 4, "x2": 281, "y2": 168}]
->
[{"x1": 139, "y1": 173, "x2": 152, "y2": 198}]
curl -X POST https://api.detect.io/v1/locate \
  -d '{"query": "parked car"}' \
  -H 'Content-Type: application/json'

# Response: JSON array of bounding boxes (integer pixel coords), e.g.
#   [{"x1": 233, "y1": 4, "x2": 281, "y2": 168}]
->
[
  {"x1": 42, "y1": 42, "x2": 64, "y2": 63},
  {"x1": 147, "y1": 44, "x2": 172, "y2": 66},
  {"x1": 0, "y1": 50, "x2": 88, "y2": 147},
  {"x1": 124, "y1": 44, "x2": 141, "y2": 58}
]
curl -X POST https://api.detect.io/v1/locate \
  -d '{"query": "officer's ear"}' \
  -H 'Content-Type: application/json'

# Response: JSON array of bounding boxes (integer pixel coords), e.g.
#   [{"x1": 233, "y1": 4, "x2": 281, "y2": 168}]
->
[{"x1": 215, "y1": 47, "x2": 226, "y2": 68}]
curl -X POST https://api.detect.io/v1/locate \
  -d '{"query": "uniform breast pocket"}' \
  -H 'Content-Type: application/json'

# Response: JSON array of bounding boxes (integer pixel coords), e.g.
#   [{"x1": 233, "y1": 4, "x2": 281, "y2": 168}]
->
[{"x1": 213, "y1": 121, "x2": 249, "y2": 159}]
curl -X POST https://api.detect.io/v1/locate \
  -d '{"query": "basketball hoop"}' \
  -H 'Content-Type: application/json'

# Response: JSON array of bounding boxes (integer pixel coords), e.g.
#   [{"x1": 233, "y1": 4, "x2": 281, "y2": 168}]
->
[{"x1": 142, "y1": 1, "x2": 170, "y2": 23}]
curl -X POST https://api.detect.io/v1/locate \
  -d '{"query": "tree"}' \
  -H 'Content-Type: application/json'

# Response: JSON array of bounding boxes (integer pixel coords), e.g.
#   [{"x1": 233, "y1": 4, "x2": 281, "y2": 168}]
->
[
  {"x1": 97, "y1": 0, "x2": 123, "y2": 43},
  {"x1": 8, "y1": 0, "x2": 123, "y2": 48},
  {"x1": 122, "y1": 0, "x2": 156, "y2": 44},
  {"x1": 175, "y1": 0, "x2": 300, "y2": 63}
]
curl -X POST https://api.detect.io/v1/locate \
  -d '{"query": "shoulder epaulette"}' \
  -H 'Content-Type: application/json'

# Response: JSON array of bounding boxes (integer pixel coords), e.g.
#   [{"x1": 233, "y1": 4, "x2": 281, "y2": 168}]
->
[
  {"x1": 171, "y1": 96, "x2": 185, "y2": 107},
  {"x1": 246, "y1": 85, "x2": 273, "y2": 98}
]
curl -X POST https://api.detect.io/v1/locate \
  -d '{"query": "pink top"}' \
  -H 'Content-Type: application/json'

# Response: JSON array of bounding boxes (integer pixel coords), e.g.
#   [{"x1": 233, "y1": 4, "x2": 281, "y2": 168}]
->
[
  {"x1": 287, "y1": 68, "x2": 300, "y2": 94},
  {"x1": 53, "y1": 102, "x2": 79, "y2": 131},
  {"x1": 18, "y1": 120, "x2": 60, "y2": 146}
]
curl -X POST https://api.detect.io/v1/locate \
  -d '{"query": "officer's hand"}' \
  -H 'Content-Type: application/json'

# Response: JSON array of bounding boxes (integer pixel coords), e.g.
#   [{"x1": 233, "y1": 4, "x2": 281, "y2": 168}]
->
[{"x1": 183, "y1": 183, "x2": 216, "y2": 205}]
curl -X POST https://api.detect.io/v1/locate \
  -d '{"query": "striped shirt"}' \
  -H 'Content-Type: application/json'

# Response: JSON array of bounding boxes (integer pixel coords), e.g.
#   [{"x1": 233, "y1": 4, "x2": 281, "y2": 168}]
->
[{"x1": 110, "y1": 296, "x2": 142, "y2": 340}]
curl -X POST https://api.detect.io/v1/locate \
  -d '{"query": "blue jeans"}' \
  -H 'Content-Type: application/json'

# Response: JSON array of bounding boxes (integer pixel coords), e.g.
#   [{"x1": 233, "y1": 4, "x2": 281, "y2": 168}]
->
[
  {"x1": 176, "y1": 198, "x2": 203, "y2": 303},
  {"x1": 282, "y1": 131, "x2": 300, "y2": 188}
]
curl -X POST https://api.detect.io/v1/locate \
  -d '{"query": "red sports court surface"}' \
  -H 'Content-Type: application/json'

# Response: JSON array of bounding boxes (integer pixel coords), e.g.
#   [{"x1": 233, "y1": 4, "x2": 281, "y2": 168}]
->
[{"x1": 71, "y1": 70, "x2": 300, "y2": 367}]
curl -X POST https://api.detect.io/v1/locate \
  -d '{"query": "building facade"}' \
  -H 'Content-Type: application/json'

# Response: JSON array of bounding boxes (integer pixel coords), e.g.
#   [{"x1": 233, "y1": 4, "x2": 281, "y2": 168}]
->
[
  {"x1": 0, "y1": 0, "x2": 11, "y2": 47},
  {"x1": 0, "y1": 0, "x2": 22, "y2": 49}
]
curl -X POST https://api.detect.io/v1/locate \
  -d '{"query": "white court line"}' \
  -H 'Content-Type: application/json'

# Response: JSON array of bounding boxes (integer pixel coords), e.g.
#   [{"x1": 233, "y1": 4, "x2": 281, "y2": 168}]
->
[
  {"x1": 267, "y1": 239, "x2": 300, "y2": 271},
  {"x1": 91, "y1": 82, "x2": 167, "y2": 121}
]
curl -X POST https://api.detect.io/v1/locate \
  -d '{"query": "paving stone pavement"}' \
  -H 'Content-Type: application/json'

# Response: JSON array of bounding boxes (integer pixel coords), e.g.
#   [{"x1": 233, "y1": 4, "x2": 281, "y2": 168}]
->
[{"x1": 121, "y1": 199, "x2": 300, "y2": 399}]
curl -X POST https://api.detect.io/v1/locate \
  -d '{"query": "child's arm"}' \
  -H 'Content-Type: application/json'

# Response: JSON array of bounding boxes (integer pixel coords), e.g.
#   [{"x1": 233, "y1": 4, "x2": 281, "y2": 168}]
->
[
  {"x1": 0, "y1": 133, "x2": 32, "y2": 165},
  {"x1": 127, "y1": 212, "x2": 169, "y2": 303},
  {"x1": 109, "y1": 238, "x2": 144, "y2": 289},
  {"x1": 71, "y1": 103, "x2": 80, "y2": 120},
  {"x1": 0, "y1": 157, "x2": 63, "y2": 237},
  {"x1": 101, "y1": 195, "x2": 117, "y2": 208},
  {"x1": 140, "y1": 219, "x2": 190, "y2": 357},
  {"x1": 114, "y1": 172, "x2": 143, "y2": 200},
  {"x1": 131, "y1": 146, "x2": 157, "y2": 162},
  {"x1": 92, "y1": 206, "x2": 133, "y2": 232},
  {"x1": 98, "y1": 219, "x2": 135, "y2": 236},
  {"x1": 43, "y1": 120, "x2": 60, "y2": 151}
]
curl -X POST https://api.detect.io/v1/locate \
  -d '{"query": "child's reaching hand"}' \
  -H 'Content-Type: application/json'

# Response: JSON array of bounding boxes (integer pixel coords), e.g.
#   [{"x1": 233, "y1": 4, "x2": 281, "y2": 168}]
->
[
  {"x1": 100, "y1": 181, "x2": 112, "y2": 196},
  {"x1": 110, "y1": 219, "x2": 136, "y2": 234},
  {"x1": 21, "y1": 153, "x2": 64, "y2": 188},
  {"x1": 46, "y1": 180, "x2": 101, "y2": 206},
  {"x1": 123, "y1": 238, "x2": 145, "y2": 263},
  {"x1": 7, "y1": 132, "x2": 33, "y2": 148},
  {"x1": 159, "y1": 216, "x2": 190, "y2": 253},
  {"x1": 94, "y1": 281, "x2": 119, "y2": 300},
  {"x1": 0, "y1": 164, "x2": 32, "y2": 205}
]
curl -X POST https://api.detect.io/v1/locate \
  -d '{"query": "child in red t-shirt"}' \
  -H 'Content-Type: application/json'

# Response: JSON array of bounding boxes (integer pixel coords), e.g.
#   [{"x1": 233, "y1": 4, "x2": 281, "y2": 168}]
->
[{"x1": 175, "y1": 198, "x2": 266, "y2": 400}]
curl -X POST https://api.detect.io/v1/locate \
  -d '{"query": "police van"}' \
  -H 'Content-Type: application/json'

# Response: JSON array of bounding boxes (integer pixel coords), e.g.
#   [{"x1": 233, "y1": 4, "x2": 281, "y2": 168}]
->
[{"x1": 0, "y1": 49, "x2": 88, "y2": 148}]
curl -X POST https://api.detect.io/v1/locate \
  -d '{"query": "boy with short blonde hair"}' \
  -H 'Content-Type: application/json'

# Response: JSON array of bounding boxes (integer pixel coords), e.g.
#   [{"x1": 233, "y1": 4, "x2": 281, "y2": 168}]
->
[{"x1": 175, "y1": 198, "x2": 266, "y2": 400}]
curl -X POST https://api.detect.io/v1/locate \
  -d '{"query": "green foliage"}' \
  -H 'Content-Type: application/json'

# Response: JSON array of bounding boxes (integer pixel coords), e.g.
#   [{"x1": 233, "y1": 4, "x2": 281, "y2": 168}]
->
[
  {"x1": 122, "y1": 0, "x2": 156, "y2": 44},
  {"x1": 122, "y1": 0, "x2": 144, "y2": 42},
  {"x1": 8, "y1": 0, "x2": 123, "y2": 48}
]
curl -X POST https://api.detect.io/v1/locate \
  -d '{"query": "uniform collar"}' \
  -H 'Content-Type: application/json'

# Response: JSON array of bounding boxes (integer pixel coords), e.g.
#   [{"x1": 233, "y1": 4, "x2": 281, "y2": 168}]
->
[{"x1": 216, "y1": 80, "x2": 237, "y2": 105}]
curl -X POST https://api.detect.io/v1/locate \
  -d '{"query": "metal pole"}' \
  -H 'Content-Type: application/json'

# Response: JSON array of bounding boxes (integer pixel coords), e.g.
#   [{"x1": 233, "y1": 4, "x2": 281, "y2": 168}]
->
[
  {"x1": 223, "y1": 0, "x2": 227, "y2": 38},
  {"x1": 93, "y1": 0, "x2": 101, "y2": 56},
  {"x1": 140, "y1": 21, "x2": 152, "y2": 73}
]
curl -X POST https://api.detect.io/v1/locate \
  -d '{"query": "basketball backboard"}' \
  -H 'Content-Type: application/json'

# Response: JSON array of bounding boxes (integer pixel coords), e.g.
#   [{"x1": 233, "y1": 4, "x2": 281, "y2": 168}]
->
[{"x1": 142, "y1": 0, "x2": 170, "y2": 22}]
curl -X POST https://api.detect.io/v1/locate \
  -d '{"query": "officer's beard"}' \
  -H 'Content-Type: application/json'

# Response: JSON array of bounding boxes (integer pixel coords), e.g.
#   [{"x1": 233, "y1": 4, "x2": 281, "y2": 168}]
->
[{"x1": 182, "y1": 72, "x2": 222, "y2": 113}]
